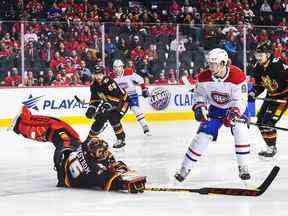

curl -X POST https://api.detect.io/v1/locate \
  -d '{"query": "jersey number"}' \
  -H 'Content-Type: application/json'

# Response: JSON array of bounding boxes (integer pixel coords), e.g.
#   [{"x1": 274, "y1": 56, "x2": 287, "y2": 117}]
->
[{"x1": 69, "y1": 160, "x2": 83, "y2": 178}]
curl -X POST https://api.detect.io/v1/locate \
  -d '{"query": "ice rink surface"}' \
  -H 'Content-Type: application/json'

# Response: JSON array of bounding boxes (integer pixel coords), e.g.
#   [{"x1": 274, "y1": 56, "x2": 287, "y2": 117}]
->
[{"x1": 0, "y1": 118, "x2": 287, "y2": 216}]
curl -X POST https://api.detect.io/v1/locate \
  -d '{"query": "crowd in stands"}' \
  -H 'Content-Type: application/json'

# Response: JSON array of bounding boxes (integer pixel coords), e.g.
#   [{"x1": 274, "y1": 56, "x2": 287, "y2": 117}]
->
[{"x1": 0, "y1": 0, "x2": 287, "y2": 87}]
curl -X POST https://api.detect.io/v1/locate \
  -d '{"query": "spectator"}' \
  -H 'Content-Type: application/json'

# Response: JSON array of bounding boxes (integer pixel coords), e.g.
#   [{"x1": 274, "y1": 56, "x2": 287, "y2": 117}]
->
[
  {"x1": 40, "y1": 42, "x2": 54, "y2": 67},
  {"x1": 154, "y1": 72, "x2": 168, "y2": 85},
  {"x1": 4, "y1": 67, "x2": 21, "y2": 87},
  {"x1": 105, "y1": 37, "x2": 116, "y2": 67},
  {"x1": 130, "y1": 45, "x2": 145, "y2": 63},
  {"x1": 78, "y1": 60, "x2": 91, "y2": 85},
  {"x1": 44, "y1": 69, "x2": 55, "y2": 86},
  {"x1": 49, "y1": 52, "x2": 65, "y2": 71},
  {"x1": 51, "y1": 73, "x2": 67, "y2": 87},
  {"x1": 24, "y1": 27, "x2": 38, "y2": 44},
  {"x1": 24, "y1": 70, "x2": 37, "y2": 87},
  {"x1": 167, "y1": 69, "x2": 177, "y2": 85}
]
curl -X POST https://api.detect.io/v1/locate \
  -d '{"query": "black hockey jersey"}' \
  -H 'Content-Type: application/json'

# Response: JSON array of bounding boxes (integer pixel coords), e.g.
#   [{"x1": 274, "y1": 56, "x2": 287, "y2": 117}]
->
[
  {"x1": 251, "y1": 55, "x2": 288, "y2": 98},
  {"x1": 63, "y1": 144, "x2": 116, "y2": 188},
  {"x1": 89, "y1": 76, "x2": 128, "y2": 112}
]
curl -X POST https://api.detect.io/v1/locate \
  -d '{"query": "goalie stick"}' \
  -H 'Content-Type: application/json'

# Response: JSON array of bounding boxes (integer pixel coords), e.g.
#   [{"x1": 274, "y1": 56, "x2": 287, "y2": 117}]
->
[{"x1": 146, "y1": 166, "x2": 279, "y2": 196}]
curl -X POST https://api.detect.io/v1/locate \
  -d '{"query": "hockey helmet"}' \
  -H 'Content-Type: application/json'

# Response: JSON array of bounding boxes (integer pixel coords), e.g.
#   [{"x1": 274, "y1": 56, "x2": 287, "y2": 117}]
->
[
  {"x1": 255, "y1": 40, "x2": 272, "y2": 53},
  {"x1": 92, "y1": 64, "x2": 104, "y2": 74},
  {"x1": 254, "y1": 40, "x2": 272, "y2": 64},
  {"x1": 207, "y1": 48, "x2": 229, "y2": 66},
  {"x1": 85, "y1": 137, "x2": 109, "y2": 161},
  {"x1": 113, "y1": 59, "x2": 124, "y2": 77}
]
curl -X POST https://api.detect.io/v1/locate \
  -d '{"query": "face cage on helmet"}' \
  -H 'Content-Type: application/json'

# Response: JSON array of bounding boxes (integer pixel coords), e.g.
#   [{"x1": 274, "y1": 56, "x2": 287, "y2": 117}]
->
[{"x1": 87, "y1": 139, "x2": 109, "y2": 161}]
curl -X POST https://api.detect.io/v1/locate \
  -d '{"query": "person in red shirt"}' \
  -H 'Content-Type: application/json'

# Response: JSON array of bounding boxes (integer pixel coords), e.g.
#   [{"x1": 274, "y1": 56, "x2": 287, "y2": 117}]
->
[{"x1": 154, "y1": 73, "x2": 168, "y2": 85}]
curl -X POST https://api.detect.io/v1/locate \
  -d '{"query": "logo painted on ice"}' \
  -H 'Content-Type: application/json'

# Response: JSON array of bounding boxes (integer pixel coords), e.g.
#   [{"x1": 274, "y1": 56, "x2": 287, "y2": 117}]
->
[
  {"x1": 148, "y1": 87, "x2": 171, "y2": 110},
  {"x1": 22, "y1": 94, "x2": 43, "y2": 111},
  {"x1": 211, "y1": 91, "x2": 230, "y2": 105}
]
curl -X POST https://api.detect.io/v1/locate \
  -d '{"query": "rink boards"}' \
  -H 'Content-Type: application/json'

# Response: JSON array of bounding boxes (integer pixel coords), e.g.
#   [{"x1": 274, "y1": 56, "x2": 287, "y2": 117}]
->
[
  {"x1": 0, "y1": 85, "x2": 197, "y2": 127},
  {"x1": 0, "y1": 84, "x2": 273, "y2": 127}
]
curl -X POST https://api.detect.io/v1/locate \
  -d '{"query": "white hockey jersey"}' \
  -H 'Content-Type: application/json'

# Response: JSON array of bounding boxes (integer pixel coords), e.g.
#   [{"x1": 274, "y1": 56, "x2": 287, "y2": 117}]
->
[
  {"x1": 193, "y1": 65, "x2": 248, "y2": 114},
  {"x1": 114, "y1": 72, "x2": 144, "y2": 96}
]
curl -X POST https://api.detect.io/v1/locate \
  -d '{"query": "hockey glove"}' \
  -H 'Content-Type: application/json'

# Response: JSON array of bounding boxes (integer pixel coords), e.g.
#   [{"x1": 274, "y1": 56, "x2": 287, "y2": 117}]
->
[
  {"x1": 99, "y1": 102, "x2": 113, "y2": 113},
  {"x1": 142, "y1": 88, "x2": 149, "y2": 98},
  {"x1": 192, "y1": 103, "x2": 209, "y2": 122},
  {"x1": 248, "y1": 91, "x2": 256, "y2": 103},
  {"x1": 108, "y1": 161, "x2": 129, "y2": 173},
  {"x1": 85, "y1": 105, "x2": 97, "y2": 119},
  {"x1": 141, "y1": 84, "x2": 149, "y2": 98},
  {"x1": 224, "y1": 107, "x2": 241, "y2": 127}
]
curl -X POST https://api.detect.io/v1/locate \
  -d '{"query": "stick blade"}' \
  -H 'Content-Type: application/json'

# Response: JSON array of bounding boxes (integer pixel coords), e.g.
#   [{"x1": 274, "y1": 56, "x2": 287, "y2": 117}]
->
[
  {"x1": 202, "y1": 166, "x2": 280, "y2": 196},
  {"x1": 255, "y1": 166, "x2": 280, "y2": 196},
  {"x1": 146, "y1": 166, "x2": 280, "y2": 196}
]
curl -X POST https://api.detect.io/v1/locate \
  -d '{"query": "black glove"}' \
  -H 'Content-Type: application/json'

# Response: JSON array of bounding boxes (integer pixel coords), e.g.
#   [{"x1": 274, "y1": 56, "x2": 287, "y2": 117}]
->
[
  {"x1": 142, "y1": 88, "x2": 149, "y2": 98},
  {"x1": 99, "y1": 102, "x2": 113, "y2": 113},
  {"x1": 248, "y1": 91, "x2": 256, "y2": 103},
  {"x1": 85, "y1": 106, "x2": 97, "y2": 119}
]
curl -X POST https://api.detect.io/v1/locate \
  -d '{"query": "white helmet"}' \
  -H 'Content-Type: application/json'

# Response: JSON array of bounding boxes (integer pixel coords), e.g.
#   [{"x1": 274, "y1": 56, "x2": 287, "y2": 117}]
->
[
  {"x1": 113, "y1": 59, "x2": 124, "y2": 77},
  {"x1": 207, "y1": 48, "x2": 229, "y2": 66}
]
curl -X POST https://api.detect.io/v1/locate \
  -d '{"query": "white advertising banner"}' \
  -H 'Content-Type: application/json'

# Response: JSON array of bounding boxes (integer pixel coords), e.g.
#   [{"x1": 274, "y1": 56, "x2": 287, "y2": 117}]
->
[{"x1": 0, "y1": 85, "x2": 194, "y2": 121}]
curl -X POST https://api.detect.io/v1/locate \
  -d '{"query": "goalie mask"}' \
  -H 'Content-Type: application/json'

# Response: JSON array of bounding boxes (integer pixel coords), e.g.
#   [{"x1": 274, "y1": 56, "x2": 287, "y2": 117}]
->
[
  {"x1": 85, "y1": 138, "x2": 109, "y2": 161},
  {"x1": 113, "y1": 59, "x2": 124, "y2": 77}
]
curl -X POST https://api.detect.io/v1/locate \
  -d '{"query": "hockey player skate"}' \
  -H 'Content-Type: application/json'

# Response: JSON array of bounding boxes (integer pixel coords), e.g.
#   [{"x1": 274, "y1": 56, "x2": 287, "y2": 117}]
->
[
  {"x1": 258, "y1": 146, "x2": 277, "y2": 158},
  {"x1": 113, "y1": 139, "x2": 126, "y2": 148},
  {"x1": 238, "y1": 165, "x2": 251, "y2": 180},
  {"x1": 143, "y1": 126, "x2": 151, "y2": 136},
  {"x1": 174, "y1": 166, "x2": 191, "y2": 182}
]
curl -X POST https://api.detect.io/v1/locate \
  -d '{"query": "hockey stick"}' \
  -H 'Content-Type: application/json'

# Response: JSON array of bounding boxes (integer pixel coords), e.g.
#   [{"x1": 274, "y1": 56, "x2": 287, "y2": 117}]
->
[
  {"x1": 240, "y1": 120, "x2": 288, "y2": 131},
  {"x1": 252, "y1": 96, "x2": 286, "y2": 104},
  {"x1": 146, "y1": 166, "x2": 279, "y2": 196},
  {"x1": 74, "y1": 95, "x2": 118, "y2": 113},
  {"x1": 74, "y1": 95, "x2": 98, "y2": 105},
  {"x1": 209, "y1": 115, "x2": 288, "y2": 132}
]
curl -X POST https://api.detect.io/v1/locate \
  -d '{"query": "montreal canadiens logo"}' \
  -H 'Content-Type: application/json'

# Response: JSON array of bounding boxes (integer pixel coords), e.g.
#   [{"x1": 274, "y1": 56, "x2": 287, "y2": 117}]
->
[
  {"x1": 149, "y1": 87, "x2": 171, "y2": 110},
  {"x1": 211, "y1": 91, "x2": 230, "y2": 105}
]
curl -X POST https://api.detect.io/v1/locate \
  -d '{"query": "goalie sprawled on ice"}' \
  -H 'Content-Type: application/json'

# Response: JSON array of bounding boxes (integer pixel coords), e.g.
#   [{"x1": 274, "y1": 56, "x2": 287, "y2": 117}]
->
[{"x1": 11, "y1": 106, "x2": 146, "y2": 193}]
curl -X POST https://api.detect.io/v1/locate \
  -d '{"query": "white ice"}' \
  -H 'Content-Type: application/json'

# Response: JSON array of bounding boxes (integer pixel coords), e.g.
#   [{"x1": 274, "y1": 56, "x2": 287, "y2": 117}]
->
[{"x1": 0, "y1": 118, "x2": 287, "y2": 216}]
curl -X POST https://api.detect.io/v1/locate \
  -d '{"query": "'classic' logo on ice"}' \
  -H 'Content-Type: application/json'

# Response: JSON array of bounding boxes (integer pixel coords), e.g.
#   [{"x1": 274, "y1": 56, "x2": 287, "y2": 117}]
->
[
  {"x1": 148, "y1": 87, "x2": 171, "y2": 110},
  {"x1": 22, "y1": 94, "x2": 43, "y2": 111},
  {"x1": 211, "y1": 91, "x2": 230, "y2": 105}
]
